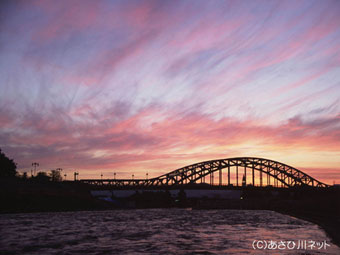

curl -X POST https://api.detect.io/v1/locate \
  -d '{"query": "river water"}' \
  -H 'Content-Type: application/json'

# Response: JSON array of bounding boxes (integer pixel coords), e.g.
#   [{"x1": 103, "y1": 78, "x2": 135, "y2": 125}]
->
[{"x1": 0, "y1": 209, "x2": 339, "y2": 254}]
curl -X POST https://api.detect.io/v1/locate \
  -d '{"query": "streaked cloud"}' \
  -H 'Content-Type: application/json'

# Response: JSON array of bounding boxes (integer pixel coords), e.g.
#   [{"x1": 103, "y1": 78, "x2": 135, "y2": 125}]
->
[{"x1": 0, "y1": 0, "x2": 339, "y2": 183}]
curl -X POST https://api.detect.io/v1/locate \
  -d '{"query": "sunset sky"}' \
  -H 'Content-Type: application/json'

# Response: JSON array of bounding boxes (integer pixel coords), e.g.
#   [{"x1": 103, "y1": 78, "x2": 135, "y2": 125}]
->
[{"x1": 1, "y1": 0, "x2": 340, "y2": 183}]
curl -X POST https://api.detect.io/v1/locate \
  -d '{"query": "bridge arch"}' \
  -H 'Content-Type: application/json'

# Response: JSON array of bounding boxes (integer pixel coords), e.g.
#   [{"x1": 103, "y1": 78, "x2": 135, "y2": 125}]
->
[{"x1": 81, "y1": 157, "x2": 329, "y2": 188}]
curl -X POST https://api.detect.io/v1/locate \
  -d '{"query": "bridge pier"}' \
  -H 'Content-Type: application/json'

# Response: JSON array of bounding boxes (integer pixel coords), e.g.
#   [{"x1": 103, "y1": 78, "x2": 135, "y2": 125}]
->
[
  {"x1": 252, "y1": 164, "x2": 255, "y2": 186},
  {"x1": 219, "y1": 168, "x2": 222, "y2": 186},
  {"x1": 236, "y1": 165, "x2": 239, "y2": 186},
  {"x1": 267, "y1": 171, "x2": 270, "y2": 186},
  {"x1": 228, "y1": 165, "x2": 230, "y2": 186},
  {"x1": 244, "y1": 165, "x2": 247, "y2": 185},
  {"x1": 274, "y1": 170, "x2": 278, "y2": 187}
]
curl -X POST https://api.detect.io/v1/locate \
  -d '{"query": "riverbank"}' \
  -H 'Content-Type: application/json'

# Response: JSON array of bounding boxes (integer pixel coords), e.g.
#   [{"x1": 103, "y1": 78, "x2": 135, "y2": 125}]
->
[
  {"x1": 0, "y1": 179, "x2": 116, "y2": 214},
  {"x1": 276, "y1": 209, "x2": 340, "y2": 248}
]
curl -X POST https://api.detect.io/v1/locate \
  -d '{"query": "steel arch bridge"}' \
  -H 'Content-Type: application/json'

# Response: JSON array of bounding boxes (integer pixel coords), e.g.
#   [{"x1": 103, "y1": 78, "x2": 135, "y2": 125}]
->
[{"x1": 80, "y1": 157, "x2": 329, "y2": 188}]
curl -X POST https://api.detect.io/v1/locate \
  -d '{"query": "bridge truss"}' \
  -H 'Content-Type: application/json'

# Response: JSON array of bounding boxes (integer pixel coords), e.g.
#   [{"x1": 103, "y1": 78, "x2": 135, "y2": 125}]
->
[{"x1": 80, "y1": 157, "x2": 329, "y2": 188}]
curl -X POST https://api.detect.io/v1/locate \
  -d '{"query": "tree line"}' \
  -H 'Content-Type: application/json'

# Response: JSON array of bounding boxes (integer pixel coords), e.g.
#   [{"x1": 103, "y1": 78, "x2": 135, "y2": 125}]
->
[{"x1": 0, "y1": 148, "x2": 63, "y2": 182}]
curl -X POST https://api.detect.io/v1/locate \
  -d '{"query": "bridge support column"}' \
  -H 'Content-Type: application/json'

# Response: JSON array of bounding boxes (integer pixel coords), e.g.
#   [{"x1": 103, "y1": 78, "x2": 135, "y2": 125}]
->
[
  {"x1": 219, "y1": 168, "x2": 222, "y2": 186},
  {"x1": 252, "y1": 164, "x2": 255, "y2": 186},
  {"x1": 210, "y1": 172, "x2": 214, "y2": 185},
  {"x1": 236, "y1": 165, "x2": 238, "y2": 186},
  {"x1": 228, "y1": 165, "x2": 230, "y2": 186},
  {"x1": 244, "y1": 165, "x2": 247, "y2": 185},
  {"x1": 267, "y1": 170, "x2": 270, "y2": 186}
]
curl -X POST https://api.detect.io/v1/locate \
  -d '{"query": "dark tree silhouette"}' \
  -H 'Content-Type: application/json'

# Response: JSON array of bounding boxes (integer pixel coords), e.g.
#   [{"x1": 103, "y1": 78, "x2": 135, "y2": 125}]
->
[
  {"x1": 0, "y1": 148, "x2": 17, "y2": 178},
  {"x1": 22, "y1": 172, "x2": 28, "y2": 179},
  {"x1": 35, "y1": 171, "x2": 51, "y2": 182},
  {"x1": 50, "y1": 169, "x2": 62, "y2": 182}
]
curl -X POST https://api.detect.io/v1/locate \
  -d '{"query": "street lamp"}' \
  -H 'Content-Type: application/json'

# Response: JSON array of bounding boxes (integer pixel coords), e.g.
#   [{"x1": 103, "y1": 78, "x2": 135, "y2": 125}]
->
[
  {"x1": 146, "y1": 172, "x2": 148, "y2": 180},
  {"x1": 32, "y1": 162, "x2": 39, "y2": 176},
  {"x1": 114, "y1": 172, "x2": 116, "y2": 180},
  {"x1": 74, "y1": 171, "x2": 79, "y2": 181}
]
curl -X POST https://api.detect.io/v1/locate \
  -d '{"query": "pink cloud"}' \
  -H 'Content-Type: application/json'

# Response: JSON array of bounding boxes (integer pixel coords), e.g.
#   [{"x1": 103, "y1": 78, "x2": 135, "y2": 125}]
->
[
  {"x1": 0, "y1": 110, "x2": 15, "y2": 128},
  {"x1": 3, "y1": 104, "x2": 338, "y2": 183},
  {"x1": 276, "y1": 67, "x2": 331, "y2": 94},
  {"x1": 30, "y1": 0, "x2": 101, "y2": 42},
  {"x1": 170, "y1": 15, "x2": 247, "y2": 53},
  {"x1": 274, "y1": 85, "x2": 339, "y2": 115}
]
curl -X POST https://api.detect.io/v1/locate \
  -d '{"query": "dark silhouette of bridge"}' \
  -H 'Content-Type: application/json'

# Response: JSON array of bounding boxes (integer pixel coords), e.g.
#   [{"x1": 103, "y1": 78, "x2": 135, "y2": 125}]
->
[{"x1": 80, "y1": 157, "x2": 329, "y2": 188}]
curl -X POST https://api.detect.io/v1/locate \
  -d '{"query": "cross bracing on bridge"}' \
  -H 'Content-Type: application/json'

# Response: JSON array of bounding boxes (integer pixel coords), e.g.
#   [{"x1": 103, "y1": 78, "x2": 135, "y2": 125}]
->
[{"x1": 80, "y1": 157, "x2": 329, "y2": 188}]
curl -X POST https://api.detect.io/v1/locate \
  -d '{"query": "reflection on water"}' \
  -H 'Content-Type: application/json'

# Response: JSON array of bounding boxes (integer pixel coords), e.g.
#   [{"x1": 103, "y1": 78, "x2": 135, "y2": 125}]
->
[{"x1": 0, "y1": 209, "x2": 339, "y2": 254}]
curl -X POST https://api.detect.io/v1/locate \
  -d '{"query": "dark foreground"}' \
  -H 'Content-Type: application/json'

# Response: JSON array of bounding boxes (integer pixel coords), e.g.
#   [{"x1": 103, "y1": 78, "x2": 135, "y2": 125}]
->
[
  {"x1": 1, "y1": 209, "x2": 340, "y2": 254},
  {"x1": 1, "y1": 179, "x2": 340, "y2": 248}
]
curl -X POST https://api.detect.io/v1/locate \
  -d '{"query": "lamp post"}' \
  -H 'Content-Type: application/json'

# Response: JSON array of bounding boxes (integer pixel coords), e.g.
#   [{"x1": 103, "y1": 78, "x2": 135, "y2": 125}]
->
[
  {"x1": 74, "y1": 171, "x2": 79, "y2": 181},
  {"x1": 146, "y1": 172, "x2": 148, "y2": 180},
  {"x1": 32, "y1": 162, "x2": 39, "y2": 176},
  {"x1": 56, "y1": 168, "x2": 62, "y2": 178},
  {"x1": 55, "y1": 168, "x2": 62, "y2": 182},
  {"x1": 114, "y1": 172, "x2": 116, "y2": 180}
]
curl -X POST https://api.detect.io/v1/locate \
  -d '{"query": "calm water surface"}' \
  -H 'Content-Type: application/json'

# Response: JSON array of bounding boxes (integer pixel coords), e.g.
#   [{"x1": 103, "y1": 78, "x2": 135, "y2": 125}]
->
[{"x1": 0, "y1": 209, "x2": 339, "y2": 254}]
